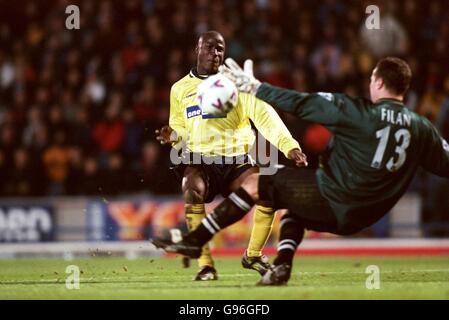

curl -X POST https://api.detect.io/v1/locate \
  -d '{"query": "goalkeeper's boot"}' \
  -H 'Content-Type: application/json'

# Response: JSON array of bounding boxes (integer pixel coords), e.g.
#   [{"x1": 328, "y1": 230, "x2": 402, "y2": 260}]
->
[
  {"x1": 193, "y1": 265, "x2": 218, "y2": 281},
  {"x1": 241, "y1": 252, "x2": 270, "y2": 276},
  {"x1": 151, "y1": 237, "x2": 202, "y2": 259},
  {"x1": 256, "y1": 263, "x2": 291, "y2": 286}
]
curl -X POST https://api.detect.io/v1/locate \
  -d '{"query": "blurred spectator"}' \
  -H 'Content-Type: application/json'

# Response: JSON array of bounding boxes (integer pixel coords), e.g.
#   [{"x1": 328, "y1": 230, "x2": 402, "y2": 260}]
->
[
  {"x1": 92, "y1": 96, "x2": 124, "y2": 156},
  {"x1": 0, "y1": 124, "x2": 18, "y2": 171},
  {"x1": 70, "y1": 108, "x2": 93, "y2": 152},
  {"x1": 65, "y1": 146, "x2": 85, "y2": 195},
  {"x1": 84, "y1": 73, "x2": 106, "y2": 105},
  {"x1": 421, "y1": 75, "x2": 449, "y2": 236},
  {"x1": 136, "y1": 141, "x2": 177, "y2": 195},
  {"x1": 303, "y1": 124, "x2": 333, "y2": 155},
  {"x1": 47, "y1": 105, "x2": 67, "y2": 139},
  {"x1": 0, "y1": 151, "x2": 6, "y2": 195},
  {"x1": 360, "y1": 2, "x2": 408, "y2": 58},
  {"x1": 122, "y1": 108, "x2": 143, "y2": 162},
  {"x1": 3, "y1": 148, "x2": 40, "y2": 196},
  {"x1": 42, "y1": 130, "x2": 69, "y2": 195},
  {"x1": 79, "y1": 156, "x2": 103, "y2": 196},
  {"x1": 22, "y1": 106, "x2": 44, "y2": 148},
  {"x1": 132, "y1": 77, "x2": 160, "y2": 130},
  {"x1": 437, "y1": 76, "x2": 449, "y2": 140},
  {"x1": 103, "y1": 153, "x2": 126, "y2": 196},
  {"x1": 0, "y1": 52, "x2": 15, "y2": 90},
  {"x1": 417, "y1": 85, "x2": 445, "y2": 123}
]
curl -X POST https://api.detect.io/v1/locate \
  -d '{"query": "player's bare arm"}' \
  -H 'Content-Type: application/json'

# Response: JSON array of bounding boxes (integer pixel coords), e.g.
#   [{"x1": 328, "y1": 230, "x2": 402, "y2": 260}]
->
[
  {"x1": 287, "y1": 148, "x2": 308, "y2": 167},
  {"x1": 155, "y1": 125, "x2": 178, "y2": 145}
]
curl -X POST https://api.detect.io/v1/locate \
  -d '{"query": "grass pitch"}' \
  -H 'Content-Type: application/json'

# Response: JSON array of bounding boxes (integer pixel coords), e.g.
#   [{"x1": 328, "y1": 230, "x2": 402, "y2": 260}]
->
[{"x1": 0, "y1": 256, "x2": 448, "y2": 300}]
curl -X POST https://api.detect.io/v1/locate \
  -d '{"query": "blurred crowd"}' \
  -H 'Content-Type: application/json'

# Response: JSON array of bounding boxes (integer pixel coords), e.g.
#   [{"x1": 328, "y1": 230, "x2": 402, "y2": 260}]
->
[{"x1": 0, "y1": 0, "x2": 448, "y2": 203}]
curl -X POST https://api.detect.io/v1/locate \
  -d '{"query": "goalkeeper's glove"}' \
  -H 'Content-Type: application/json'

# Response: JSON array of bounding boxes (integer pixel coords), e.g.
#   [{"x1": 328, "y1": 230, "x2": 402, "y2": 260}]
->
[{"x1": 219, "y1": 58, "x2": 261, "y2": 95}]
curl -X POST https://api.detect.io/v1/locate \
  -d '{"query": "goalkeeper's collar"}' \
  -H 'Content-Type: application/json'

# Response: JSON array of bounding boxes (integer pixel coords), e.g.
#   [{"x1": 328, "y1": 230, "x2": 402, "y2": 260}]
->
[{"x1": 190, "y1": 68, "x2": 211, "y2": 80}]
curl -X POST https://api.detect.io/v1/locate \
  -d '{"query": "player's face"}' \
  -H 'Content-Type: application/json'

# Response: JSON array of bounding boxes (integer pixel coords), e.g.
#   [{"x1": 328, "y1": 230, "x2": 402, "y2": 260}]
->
[{"x1": 196, "y1": 35, "x2": 225, "y2": 75}]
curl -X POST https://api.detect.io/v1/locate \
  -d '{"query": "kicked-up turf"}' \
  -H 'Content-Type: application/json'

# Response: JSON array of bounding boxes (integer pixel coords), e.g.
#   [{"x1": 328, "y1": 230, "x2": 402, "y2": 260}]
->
[{"x1": 0, "y1": 256, "x2": 448, "y2": 300}]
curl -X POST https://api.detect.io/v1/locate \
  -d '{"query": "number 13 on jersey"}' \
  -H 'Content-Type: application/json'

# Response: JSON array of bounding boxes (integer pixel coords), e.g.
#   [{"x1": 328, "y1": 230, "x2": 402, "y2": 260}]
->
[{"x1": 371, "y1": 126, "x2": 411, "y2": 172}]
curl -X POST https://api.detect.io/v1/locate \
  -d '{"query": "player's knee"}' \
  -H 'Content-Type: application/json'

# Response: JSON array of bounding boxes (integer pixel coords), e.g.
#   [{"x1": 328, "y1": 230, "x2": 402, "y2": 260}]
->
[
  {"x1": 241, "y1": 173, "x2": 259, "y2": 202},
  {"x1": 281, "y1": 212, "x2": 297, "y2": 221},
  {"x1": 182, "y1": 170, "x2": 206, "y2": 203}
]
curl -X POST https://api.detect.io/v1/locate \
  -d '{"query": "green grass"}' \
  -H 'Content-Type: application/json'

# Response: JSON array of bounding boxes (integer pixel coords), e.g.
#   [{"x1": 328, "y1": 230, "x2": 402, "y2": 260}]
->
[{"x1": 0, "y1": 256, "x2": 448, "y2": 299}]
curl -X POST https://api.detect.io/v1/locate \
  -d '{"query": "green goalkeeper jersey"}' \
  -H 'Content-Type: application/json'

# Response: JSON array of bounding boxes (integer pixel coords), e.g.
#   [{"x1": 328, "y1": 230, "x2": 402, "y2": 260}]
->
[{"x1": 257, "y1": 83, "x2": 449, "y2": 231}]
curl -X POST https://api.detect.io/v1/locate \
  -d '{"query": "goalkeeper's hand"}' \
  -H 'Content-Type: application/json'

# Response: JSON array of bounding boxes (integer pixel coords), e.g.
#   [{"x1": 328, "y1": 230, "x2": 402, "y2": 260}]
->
[{"x1": 219, "y1": 58, "x2": 261, "y2": 95}]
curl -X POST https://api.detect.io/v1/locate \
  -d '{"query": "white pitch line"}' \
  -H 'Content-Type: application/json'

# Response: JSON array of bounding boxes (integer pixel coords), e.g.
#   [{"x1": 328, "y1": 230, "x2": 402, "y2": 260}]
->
[{"x1": 1, "y1": 269, "x2": 448, "y2": 285}]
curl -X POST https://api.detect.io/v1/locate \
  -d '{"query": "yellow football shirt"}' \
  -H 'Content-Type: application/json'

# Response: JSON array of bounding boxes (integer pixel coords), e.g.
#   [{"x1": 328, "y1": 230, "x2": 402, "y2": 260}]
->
[{"x1": 169, "y1": 70, "x2": 300, "y2": 158}]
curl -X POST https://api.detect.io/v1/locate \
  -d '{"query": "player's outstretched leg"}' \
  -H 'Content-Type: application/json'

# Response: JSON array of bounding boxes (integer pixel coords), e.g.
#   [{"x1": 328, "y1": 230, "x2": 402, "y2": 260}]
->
[
  {"x1": 242, "y1": 205, "x2": 275, "y2": 276},
  {"x1": 152, "y1": 233, "x2": 215, "y2": 280},
  {"x1": 257, "y1": 213, "x2": 304, "y2": 286},
  {"x1": 152, "y1": 235, "x2": 202, "y2": 258},
  {"x1": 151, "y1": 187, "x2": 255, "y2": 258}
]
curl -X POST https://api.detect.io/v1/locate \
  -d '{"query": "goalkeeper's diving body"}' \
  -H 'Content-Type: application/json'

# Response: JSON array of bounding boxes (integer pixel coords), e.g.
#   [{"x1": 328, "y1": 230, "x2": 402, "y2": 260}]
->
[
  {"x1": 155, "y1": 31, "x2": 307, "y2": 281},
  {"x1": 152, "y1": 57, "x2": 449, "y2": 285}
]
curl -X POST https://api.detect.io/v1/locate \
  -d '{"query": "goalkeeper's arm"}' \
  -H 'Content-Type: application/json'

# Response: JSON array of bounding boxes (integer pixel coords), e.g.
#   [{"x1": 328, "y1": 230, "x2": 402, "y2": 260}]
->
[{"x1": 220, "y1": 58, "x2": 340, "y2": 126}]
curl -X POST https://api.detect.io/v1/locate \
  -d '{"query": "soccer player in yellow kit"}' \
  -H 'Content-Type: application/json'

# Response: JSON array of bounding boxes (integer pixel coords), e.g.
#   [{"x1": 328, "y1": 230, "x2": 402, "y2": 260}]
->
[{"x1": 156, "y1": 31, "x2": 306, "y2": 281}]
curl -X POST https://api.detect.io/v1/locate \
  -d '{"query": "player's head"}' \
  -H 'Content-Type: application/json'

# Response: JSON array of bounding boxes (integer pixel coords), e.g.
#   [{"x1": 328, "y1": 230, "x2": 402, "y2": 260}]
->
[
  {"x1": 195, "y1": 31, "x2": 225, "y2": 75},
  {"x1": 369, "y1": 57, "x2": 412, "y2": 102}
]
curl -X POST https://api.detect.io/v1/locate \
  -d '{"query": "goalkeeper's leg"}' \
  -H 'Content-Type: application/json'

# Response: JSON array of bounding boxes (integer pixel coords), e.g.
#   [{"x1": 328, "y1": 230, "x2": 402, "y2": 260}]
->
[
  {"x1": 181, "y1": 186, "x2": 256, "y2": 248},
  {"x1": 257, "y1": 212, "x2": 304, "y2": 286},
  {"x1": 153, "y1": 173, "x2": 262, "y2": 259}
]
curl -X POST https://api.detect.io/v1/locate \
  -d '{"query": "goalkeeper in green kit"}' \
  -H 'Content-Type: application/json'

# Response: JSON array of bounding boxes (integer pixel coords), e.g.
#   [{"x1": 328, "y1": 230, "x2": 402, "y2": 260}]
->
[{"x1": 152, "y1": 57, "x2": 449, "y2": 286}]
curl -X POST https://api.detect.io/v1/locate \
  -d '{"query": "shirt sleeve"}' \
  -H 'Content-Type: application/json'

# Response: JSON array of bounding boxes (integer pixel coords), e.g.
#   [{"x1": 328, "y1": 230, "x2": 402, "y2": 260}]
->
[
  {"x1": 168, "y1": 85, "x2": 189, "y2": 150},
  {"x1": 241, "y1": 92, "x2": 301, "y2": 158},
  {"x1": 420, "y1": 118, "x2": 449, "y2": 178}
]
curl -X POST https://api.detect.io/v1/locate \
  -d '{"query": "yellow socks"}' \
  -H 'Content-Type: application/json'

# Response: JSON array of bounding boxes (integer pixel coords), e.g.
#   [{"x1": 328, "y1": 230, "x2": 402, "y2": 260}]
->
[
  {"x1": 185, "y1": 204, "x2": 275, "y2": 263},
  {"x1": 185, "y1": 204, "x2": 214, "y2": 267},
  {"x1": 246, "y1": 205, "x2": 275, "y2": 257}
]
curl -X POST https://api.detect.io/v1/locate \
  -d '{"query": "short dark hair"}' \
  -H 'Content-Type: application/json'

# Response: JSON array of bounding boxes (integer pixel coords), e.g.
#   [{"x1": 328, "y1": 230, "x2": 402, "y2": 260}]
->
[
  {"x1": 374, "y1": 57, "x2": 412, "y2": 96},
  {"x1": 198, "y1": 31, "x2": 225, "y2": 46}
]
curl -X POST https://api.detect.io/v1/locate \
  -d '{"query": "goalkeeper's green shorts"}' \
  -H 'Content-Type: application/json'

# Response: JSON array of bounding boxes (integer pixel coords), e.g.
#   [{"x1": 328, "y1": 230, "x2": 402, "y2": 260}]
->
[{"x1": 259, "y1": 167, "x2": 341, "y2": 234}]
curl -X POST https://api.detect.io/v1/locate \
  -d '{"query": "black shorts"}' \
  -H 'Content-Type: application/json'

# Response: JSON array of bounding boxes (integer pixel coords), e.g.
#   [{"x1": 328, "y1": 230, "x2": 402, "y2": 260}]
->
[
  {"x1": 171, "y1": 153, "x2": 256, "y2": 203},
  {"x1": 259, "y1": 166, "x2": 341, "y2": 234}
]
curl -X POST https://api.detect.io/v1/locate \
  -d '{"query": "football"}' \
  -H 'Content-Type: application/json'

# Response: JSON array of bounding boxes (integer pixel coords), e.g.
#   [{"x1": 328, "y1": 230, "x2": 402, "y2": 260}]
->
[{"x1": 197, "y1": 74, "x2": 238, "y2": 117}]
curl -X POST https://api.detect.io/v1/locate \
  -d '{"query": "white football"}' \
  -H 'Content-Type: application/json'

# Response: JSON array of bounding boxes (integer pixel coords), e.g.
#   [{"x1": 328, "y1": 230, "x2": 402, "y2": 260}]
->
[{"x1": 197, "y1": 74, "x2": 238, "y2": 117}]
